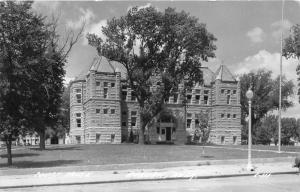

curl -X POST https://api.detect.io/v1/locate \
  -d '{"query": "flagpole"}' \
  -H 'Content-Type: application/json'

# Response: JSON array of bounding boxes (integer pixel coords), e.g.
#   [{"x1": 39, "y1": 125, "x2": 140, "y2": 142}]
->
[{"x1": 278, "y1": 0, "x2": 284, "y2": 153}]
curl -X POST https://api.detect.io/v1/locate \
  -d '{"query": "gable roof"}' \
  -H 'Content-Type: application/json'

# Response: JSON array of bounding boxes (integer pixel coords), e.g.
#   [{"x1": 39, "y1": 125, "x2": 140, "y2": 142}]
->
[{"x1": 215, "y1": 65, "x2": 236, "y2": 82}]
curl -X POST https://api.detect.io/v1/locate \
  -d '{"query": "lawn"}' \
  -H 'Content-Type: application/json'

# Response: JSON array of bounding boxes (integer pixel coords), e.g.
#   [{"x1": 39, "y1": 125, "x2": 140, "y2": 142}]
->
[{"x1": 0, "y1": 144, "x2": 299, "y2": 169}]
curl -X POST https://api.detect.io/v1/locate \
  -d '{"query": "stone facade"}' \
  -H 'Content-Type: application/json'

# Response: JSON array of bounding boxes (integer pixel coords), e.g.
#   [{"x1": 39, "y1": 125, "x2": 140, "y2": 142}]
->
[{"x1": 69, "y1": 56, "x2": 242, "y2": 145}]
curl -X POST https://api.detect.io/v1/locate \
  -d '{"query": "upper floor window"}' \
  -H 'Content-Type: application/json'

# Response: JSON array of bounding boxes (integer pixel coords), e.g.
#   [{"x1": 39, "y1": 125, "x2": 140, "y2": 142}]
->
[
  {"x1": 195, "y1": 89, "x2": 201, "y2": 94},
  {"x1": 131, "y1": 91, "x2": 136, "y2": 101},
  {"x1": 96, "y1": 82, "x2": 100, "y2": 86},
  {"x1": 195, "y1": 95, "x2": 200, "y2": 104},
  {"x1": 221, "y1": 114, "x2": 224, "y2": 118},
  {"x1": 103, "y1": 82, "x2": 108, "y2": 87},
  {"x1": 75, "y1": 89, "x2": 82, "y2": 103},
  {"x1": 122, "y1": 91, "x2": 127, "y2": 101},
  {"x1": 75, "y1": 113, "x2": 81, "y2": 128},
  {"x1": 221, "y1": 89, "x2": 225, "y2": 94},
  {"x1": 233, "y1": 90, "x2": 237, "y2": 95},
  {"x1": 187, "y1": 95, "x2": 192, "y2": 104},
  {"x1": 111, "y1": 109, "x2": 115, "y2": 114},
  {"x1": 233, "y1": 114, "x2": 237, "y2": 118},
  {"x1": 204, "y1": 90, "x2": 209, "y2": 105},
  {"x1": 227, "y1": 95, "x2": 231, "y2": 104},
  {"x1": 96, "y1": 109, "x2": 100, "y2": 114},
  {"x1": 227, "y1": 90, "x2": 231, "y2": 94},
  {"x1": 111, "y1": 83, "x2": 115, "y2": 88},
  {"x1": 227, "y1": 114, "x2": 231, "y2": 118},
  {"x1": 103, "y1": 108, "x2": 108, "y2": 114}
]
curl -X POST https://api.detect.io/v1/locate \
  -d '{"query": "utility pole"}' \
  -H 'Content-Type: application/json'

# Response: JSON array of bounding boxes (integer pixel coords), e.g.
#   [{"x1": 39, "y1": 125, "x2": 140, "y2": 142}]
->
[{"x1": 278, "y1": 0, "x2": 285, "y2": 153}]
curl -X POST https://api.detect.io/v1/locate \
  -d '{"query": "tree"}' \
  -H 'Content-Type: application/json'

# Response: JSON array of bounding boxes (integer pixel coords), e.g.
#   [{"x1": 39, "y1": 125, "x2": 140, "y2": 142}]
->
[
  {"x1": 22, "y1": 11, "x2": 82, "y2": 150},
  {"x1": 283, "y1": 24, "x2": 300, "y2": 102},
  {"x1": 257, "y1": 115, "x2": 278, "y2": 145},
  {"x1": 193, "y1": 111, "x2": 211, "y2": 144},
  {"x1": 87, "y1": 6, "x2": 217, "y2": 144},
  {"x1": 239, "y1": 69, "x2": 294, "y2": 143},
  {"x1": 0, "y1": 1, "x2": 46, "y2": 165}
]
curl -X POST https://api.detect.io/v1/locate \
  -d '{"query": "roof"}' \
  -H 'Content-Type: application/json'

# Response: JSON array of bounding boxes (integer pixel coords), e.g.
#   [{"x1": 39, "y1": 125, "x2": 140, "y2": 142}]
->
[
  {"x1": 215, "y1": 65, "x2": 236, "y2": 82},
  {"x1": 73, "y1": 56, "x2": 236, "y2": 84}
]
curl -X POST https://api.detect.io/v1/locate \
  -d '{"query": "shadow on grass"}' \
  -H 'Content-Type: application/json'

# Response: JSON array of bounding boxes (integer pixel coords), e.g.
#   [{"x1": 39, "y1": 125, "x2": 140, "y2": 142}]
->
[
  {"x1": 202, "y1": 155, "x2": 214, "y2": 158},
  {"x1": 30, "y1": 146, "x2": 82, "y2": 151},
  {"x1": 0, "y1": 160, "x2": 82, "y2": 168},
  {"x1": 0, "y1": 153, "x2": 39, "y2": 158}
]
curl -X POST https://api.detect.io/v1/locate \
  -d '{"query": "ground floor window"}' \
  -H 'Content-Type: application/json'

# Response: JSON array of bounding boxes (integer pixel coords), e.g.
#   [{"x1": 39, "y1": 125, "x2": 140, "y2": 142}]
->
[
  {"x1": 233, "y1": 136, "x2": 237, "y2": 144},
  {"x1": 111, "y1": 134, "x2": 115, "y2": 143},
  {"x1": 221, "y1": 136, "x2": 225, "y2": 144},
  {"x1": 96, "y1": 134, "x2": 101, "y2": 143},
  {"x1": 75, "y1": 136, "x2": 81, "y2": 144}
]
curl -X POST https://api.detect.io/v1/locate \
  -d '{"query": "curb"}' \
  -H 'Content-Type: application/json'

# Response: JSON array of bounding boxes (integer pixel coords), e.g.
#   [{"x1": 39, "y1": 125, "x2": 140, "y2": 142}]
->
[
  {"x1": 0, "y1": 170, "x2": 297, "y2": 189},
  {"x1": 0, "y1": 156, "x2": 295, "y2": 176}
]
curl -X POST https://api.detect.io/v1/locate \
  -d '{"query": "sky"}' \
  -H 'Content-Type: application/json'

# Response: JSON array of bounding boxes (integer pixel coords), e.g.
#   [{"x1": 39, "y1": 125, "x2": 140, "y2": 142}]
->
[{"x1": 31, "y1": 0, "x2": 300, "y2": 118}]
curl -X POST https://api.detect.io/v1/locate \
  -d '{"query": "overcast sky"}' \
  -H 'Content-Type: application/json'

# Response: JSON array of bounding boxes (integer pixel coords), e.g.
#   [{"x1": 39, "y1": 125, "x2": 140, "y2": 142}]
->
[{"x1": 32, "y1": 0, "x2": 300, "y2": 118}]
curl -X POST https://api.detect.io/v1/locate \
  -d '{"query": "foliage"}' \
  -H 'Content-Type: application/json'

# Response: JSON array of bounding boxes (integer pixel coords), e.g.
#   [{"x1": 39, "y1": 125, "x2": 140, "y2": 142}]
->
[
  {"x1": 239, "y1": 69, "x2": 294, "y2": 142},
  {"x1": 87, "y1": 6, "x2": 217, "y2": 144},
  {"x1": 193, "y1": 111, "x2": 211, "y2": 143},
  {"x1": 283, "y1": 24, "x2": 300, "y2": 102}
]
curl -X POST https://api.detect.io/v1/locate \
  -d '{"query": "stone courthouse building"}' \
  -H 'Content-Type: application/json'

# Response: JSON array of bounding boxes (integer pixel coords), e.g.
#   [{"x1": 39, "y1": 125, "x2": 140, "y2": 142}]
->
[{"x1": 70, "y1": 56, "x2": 241, "y2": 145}]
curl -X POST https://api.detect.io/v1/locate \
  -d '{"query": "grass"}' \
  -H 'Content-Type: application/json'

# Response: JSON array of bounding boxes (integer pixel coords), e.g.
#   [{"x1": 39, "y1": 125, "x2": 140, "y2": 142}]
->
[{"x1": 0, "y1": 144, "x2": 299, "y2": 169}]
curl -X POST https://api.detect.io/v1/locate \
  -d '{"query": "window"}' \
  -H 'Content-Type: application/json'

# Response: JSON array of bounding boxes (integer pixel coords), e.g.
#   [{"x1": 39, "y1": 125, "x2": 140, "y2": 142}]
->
[
  {"x1": 165, "y1": 97, "x2": 169, "y2": 103},
  {"x1": 75, "y1": 89, "x2": 81, "y2": 93},
  {"x1": 233, "y1": 136, "x2": 237, "y2": 144},
  {"x1": 233, "y1": 114, "x2": 237, "y2": 118},
  {"x1": 221, "y1": 89, "x2": 225, "y2": 94},
  {"x1": 204, "y1": 90, "x2": 209, "y2": 105},
  {"x1": 122, "y1": 91, "x2": 127, "y2": 100},
  {"x1": 131, "y1": 111, "x2": 137, "y2": 116},
  {"x1": 174, "y1": 94, "x2": 178, "y2": 104},
  {"x1": 195, "y1": 119, "x2": 200, "y2": 128},
  {"x1": 96, "y1": 109, "x2": 100, "y2": 114},
  {"x1": 233, "y1": 90, "x2": 237, "y2": 95},
  {"x1": 204, "y1": 96, "x2": 209, "y2": 105},
  {"x1": 156, "y1": 127, "x2": 160, "y2": 134},
  {"x1": 162, "y1": 129, "x2": 165, "y2": 134},
  {"x1": 122, "y1": 122, "x2": 127, "y2": 126},
  {"x1": 187, "y1": 119, "x2": 192, "y2": 128},
  {"x1": 131, "y1": 117, "x2": 137, "y2": 126},
  {"x1": 187, "y1": 113, "x2": 192, "y2": 118},
  {"x1": 227, "y1": 114, "x2": 231, "y2": 118},
  {"x1": 227, "y1": 95, "x2": 231, "y2": 104},
  {"x1": 157, "y1": 82, "x2": 161, "y2": 86},
  {"x1": 195, "y1": 89, "x2": 201, "y2": 94},
  {"x1": 76, "y1": 119, "x2": 81, "y2": 127},
  {"x1": 195, "y1": 95, "x2": 200, "y2": 104},
  {"x1": 103, "y1": 108, "x2": 108, "y2": 114},
  {"x1": 103, "y1": 82, "x2": 108, "y2": 98},
  {"x1": 131, "y1": 91, "x2": 136, "y2": 101},
  {"x1": 96, "y1": 82, "x2": 100, "y2": 86},
  {"x1": 76, "y1": 94, "x2": 82, "y2": 103},
  {"x1": 221, "y1": 114, "x2": 224, "y2": 118},
  {"x1": 76, "y1": 113, "x2": 81, "y2": 117},
  {"x1": 122, "y1": 111, "x2": 127, "y2": 116},
  {"x1": 111, "y1": 109, "x2": 115, "y2": 114},
  {"x1": 221, "y1": 136, "x2": 225, "y2": 144},
  {"x1": 111, "y1": 134, "x2": 115, "y2": 143},
  {"x1": 96, "y1": 134, "x2": 101, "y2": 143},
  {"x1": 103, "y1": 88, "x2": 108, "y2": 98},
  {"x1": 111, "y1": 83, "x2": 115, "y2": 87},
  {"x1": 187, "y1": 95, "x2": 192, "y2": 104},
  {"x1": 227, "y1": 90, "x2": 231, "y2": 94}
]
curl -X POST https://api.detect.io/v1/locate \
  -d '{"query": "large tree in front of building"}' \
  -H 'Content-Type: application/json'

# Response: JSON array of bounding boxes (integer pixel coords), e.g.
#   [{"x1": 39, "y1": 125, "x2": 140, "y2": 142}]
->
[
  {"x1": 239, "y1": 69, "x2": 294, "y2": 143},
  {"x1": 87, "y1": 6, "x2": 217, "y2": 144},
  {"x1": 0, "y1": 1, "x2": 51, "y2": 165},
  {"x1": 283, "y1": 24, "x2": 300, "y2": 102}
]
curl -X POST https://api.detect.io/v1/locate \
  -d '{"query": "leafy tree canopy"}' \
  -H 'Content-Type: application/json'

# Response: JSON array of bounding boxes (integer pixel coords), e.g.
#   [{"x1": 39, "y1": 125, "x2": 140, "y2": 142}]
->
[{"x1": 240, "y1": 69, "x2": 294, "y2": 141}]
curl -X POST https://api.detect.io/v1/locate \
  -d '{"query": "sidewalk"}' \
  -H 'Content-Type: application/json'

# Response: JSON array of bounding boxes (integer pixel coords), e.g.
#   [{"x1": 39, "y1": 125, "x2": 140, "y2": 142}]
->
[{"x1": 0, "y1": 157, "x2": 298, "y2": 189}]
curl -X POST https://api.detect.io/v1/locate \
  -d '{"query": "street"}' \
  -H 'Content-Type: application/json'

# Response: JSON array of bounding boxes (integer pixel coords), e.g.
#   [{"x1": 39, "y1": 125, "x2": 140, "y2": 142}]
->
[{"x1": 3, "y1": 174, "x2": 300, "y2": 192}]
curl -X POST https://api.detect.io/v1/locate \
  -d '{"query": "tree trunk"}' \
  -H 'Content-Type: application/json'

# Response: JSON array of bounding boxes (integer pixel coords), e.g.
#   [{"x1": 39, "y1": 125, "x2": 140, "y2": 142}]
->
[
  {"x1": 5, "y1": 134, "x2": 12, "y2": 166},
  {"x1": 138, "y1": 119, "x2": 145, "y2": 145},
  {"x1": 39, "y1": 130, "x2": 46, "y2": 150}
]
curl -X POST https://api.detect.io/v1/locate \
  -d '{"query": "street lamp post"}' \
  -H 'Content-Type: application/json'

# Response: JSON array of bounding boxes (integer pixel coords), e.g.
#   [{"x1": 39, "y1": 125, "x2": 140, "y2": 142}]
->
[{"x1": 246, "y1": 88, "x2": 254, "y2": 171}]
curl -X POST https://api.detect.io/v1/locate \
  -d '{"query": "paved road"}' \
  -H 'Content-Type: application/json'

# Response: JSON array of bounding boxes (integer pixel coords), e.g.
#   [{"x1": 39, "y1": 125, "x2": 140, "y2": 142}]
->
[{"x1": 2, "y1": 174, "x2": 300, "y2": 192}]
